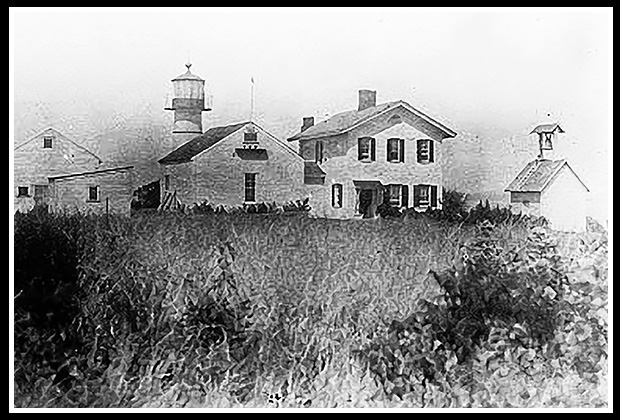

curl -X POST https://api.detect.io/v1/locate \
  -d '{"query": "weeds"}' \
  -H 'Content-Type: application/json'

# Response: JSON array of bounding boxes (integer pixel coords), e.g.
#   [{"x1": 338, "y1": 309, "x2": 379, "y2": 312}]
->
[{"x1": 13, "y1": 208, "x2": 607, "y2": 408}]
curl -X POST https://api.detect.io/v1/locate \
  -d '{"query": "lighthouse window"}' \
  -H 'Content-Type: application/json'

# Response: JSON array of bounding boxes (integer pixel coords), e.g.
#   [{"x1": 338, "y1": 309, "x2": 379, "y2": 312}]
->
[{"x1": 43, "y1": 136, "x2": 53, "y2": 149}]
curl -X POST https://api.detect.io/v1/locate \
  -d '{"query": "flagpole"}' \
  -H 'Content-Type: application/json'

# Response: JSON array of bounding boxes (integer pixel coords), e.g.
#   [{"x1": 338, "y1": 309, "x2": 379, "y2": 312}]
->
[{"x1": 250, "y1": 76, "x2": 254, "y2": 123}]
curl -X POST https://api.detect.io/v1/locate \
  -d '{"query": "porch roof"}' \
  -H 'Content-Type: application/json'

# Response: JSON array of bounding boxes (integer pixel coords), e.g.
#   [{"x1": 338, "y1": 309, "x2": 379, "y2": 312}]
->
[{"x1": 353, "y1": 180, "x2": 384, "y2": 189}]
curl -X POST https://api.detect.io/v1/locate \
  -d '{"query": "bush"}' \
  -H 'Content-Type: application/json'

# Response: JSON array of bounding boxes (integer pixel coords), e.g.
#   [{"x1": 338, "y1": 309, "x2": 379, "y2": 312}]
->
[{"x1": 355, "y1": 221, "x2": 607, "y2": 406}]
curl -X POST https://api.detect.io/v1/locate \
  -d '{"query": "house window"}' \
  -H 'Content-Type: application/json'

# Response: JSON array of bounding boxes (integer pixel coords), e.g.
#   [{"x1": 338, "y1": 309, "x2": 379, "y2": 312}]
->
[
  {"x1": 416, "y1": 139, "x2": 435, "y2": 163},
  {"x1": 332, "y1": 183, "x2": 343, "y2": 208},
  {"x1": 88, "y1": 186, "x2": 100, "y2": 202},
  {"x1": 43, "y1": 136, "x2": 53, "y2": 149},
  {"x1": 244, "y1": 173, "x2": 257, "y2": 202},
  {"x1": 315, "y1": 140, "x2": 324, "y2": 164},
  {"x1": 164, "y1": 174, "x2": 171, "y2": 191},
  {"x1": 387, "y1": 138, "x2": 405, "y2": 163},
  {"x1": 358, "y1": 137, "x2": 376, "y2": 161},
  {"x1": 413, "y1": 184, "x2": 438, "y2": 208},
  {"x1": 17, "y1": 186, "x2": 29, "y2": 197},
  {"x1": 384, "y1": 184, "x2": 409, "y2": 207}
]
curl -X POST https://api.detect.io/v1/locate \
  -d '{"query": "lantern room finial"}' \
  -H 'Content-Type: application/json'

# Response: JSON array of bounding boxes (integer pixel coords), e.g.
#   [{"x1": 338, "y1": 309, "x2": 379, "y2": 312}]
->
[{"x1": 185, "y1": 62, "x2": 192, "y2": 71}]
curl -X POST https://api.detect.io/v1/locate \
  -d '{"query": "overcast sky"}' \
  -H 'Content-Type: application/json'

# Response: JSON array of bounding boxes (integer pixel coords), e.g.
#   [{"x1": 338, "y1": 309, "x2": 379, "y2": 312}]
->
[{"x1": 10, "y1": 7, "x2": 611, "y2": 220}]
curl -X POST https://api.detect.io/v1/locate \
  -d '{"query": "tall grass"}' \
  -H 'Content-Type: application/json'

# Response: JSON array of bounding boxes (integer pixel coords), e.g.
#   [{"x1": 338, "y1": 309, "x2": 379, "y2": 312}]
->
[{"x1": 13, "y1": 210, "x2": 607, "y2": 408}]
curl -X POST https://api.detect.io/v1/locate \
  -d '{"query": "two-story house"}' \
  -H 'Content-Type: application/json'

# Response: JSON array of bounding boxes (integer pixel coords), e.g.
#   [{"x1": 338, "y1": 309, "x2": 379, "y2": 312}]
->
[{"x1": 287, "y1": 90, "x2": 457, "y2": 218}]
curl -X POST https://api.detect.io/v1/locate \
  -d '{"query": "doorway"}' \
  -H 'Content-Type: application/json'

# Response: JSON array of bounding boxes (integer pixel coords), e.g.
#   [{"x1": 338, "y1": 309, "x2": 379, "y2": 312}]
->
[{"x1": 359, "y1": 189, "x2": 374, "y2": 218}]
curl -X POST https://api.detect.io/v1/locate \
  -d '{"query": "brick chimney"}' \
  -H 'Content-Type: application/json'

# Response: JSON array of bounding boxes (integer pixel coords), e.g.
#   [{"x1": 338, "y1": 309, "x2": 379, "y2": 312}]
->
[
  {"x1": 358, "y1": 89, "x2": 377, "y2": 111},
  {"x1": 301, "y1": 116, "x2": 315, "y2": 132}
]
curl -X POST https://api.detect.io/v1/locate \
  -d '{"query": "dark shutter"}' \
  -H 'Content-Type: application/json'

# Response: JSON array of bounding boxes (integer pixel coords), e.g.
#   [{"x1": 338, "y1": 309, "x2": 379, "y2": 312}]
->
[
  {"x1": 416, "y1": 140, "x2": 423, "y2": 163},
  {"x1": 429, "y1": 140, "x2": 435, "y2": 163},
  {"x1": 370, "y1": 137, "x2": 376, "y2": 161},
  {"x1": 413, "y1": 185, "x2": 422, "y2": 207},
  {"x1": 383, "y1": 185, "x2": 391, "y2": 204},
  {"x1": 358, "y1": 138, "x2": 363, "y2": 160},
  {"x1": 430, "y1": 185, "x2": 438, "y2": 209},
  {"x1": 399, "y1": 139, "x2": 405, "y2": 162},
  {"x1": 401, "y1": 184, "x2": 409, "y2": 208}
]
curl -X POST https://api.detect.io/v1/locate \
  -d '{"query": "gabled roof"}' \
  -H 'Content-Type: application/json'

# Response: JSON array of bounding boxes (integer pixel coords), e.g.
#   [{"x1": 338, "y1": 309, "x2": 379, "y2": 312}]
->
[
  {"x1": 159, "y1": 122, "x2": 248, "y2": 164},
  {"x1": 530, "y1": 123, "x2": 564, "y2": 135},
  {"x1": 287, "y1": 100, "x2": 456, "y2": 142},
  {"x1": 14, "y1": 127, "x2": 103, "y2": 163},
  {"x1": 505, "y1": 159, "x2": 589, "y2": 193}
]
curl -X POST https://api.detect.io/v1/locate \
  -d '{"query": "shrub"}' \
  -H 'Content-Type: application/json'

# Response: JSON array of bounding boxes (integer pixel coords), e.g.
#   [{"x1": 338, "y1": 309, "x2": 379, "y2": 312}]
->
[{"x1": 356, "y1": 221, "x2": 571, "y2": 402}]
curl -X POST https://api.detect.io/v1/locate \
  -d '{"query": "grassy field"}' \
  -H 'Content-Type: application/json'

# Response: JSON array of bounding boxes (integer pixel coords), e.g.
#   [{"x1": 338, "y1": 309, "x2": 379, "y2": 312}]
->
[{"x1": 12, "y1": 210, "x2": 608, "y2": 408}]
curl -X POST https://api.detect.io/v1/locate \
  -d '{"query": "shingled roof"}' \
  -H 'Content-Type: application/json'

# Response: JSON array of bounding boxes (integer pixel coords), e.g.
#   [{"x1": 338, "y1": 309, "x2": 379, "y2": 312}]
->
[
  {"x1": 159, "y1": 122, "x2": 248, "y2": 164},
  {"x1": 505, "y1": 159, "x2": 589, "y2": 193},
  {"x1": 287, "y1": 100, "x2": 456, "y2": 142}
]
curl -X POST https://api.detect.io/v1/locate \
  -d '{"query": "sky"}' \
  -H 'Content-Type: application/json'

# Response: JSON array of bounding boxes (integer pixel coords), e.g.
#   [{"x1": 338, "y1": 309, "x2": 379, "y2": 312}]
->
[{"x1": 10, "y1": 7, "x2": 612, "y2": 223}]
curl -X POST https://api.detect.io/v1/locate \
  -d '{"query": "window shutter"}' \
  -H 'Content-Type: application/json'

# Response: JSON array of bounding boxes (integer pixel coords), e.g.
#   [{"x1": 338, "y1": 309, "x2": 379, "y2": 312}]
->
[
  {"x1": 416, "y1": 140, "x2": 423, "y2": 163},
  {"x1": 429, "y1": 140, "x2": 435, "y2": 163},
  {"x1": 383, "y1": 185, "x2": 391, "y2": 204},
  {"x1": 370, "y1": 138, "x2": 376, "y2": 161},
  {"x1": 413, "y1": 185, "x2": 422, "y2": 207},
  {"x1": 399, "y1": 139, "x2": 405, "y2": 162},
  {"x1": 358, "y1": 138, "x2": 363, "y2": 160},
  {"x1": 430, "y1": 185, "x2": 438, "y2": 208},
  {"x1": 401, "y1": 184, "x2": 409, "y2": 208}
]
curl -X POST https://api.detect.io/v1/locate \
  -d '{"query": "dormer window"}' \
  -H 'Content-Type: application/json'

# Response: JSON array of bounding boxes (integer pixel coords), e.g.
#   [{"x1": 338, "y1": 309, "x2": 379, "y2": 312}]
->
[{"x1": 43, "y1": 136, "x2": 53, "y2": 149}]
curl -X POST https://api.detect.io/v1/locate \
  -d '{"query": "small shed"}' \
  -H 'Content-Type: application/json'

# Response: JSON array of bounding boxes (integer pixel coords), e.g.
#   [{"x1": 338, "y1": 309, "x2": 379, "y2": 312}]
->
[{"x1": 505, "y1": 159, "x2": 589, "y2": 232}]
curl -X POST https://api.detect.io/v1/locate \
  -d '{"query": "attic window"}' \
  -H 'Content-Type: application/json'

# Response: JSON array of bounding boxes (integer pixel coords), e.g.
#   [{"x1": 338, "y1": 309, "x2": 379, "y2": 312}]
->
[
  {"x1": 43, "y1": 136, "x2": 53, "y2": 149},
  {"x1": 244, "y1": 132, "x2": 258, "y2": 143},
  {"x1": 389, "y1": 114, "x2": 402, "y2": 124}
]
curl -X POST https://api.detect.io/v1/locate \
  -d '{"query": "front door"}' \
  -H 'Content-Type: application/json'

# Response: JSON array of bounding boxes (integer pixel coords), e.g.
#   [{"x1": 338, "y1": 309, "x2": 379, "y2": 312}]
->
[{"x1": 359, "y1": 189, "x2": 374, "y2": 218}]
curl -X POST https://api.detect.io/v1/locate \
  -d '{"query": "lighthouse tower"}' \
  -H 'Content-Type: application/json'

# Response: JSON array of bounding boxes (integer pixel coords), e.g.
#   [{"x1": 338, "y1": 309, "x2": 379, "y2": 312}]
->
[{"x1": 165, "y1": 63, "x2": 211, "y2": 144}]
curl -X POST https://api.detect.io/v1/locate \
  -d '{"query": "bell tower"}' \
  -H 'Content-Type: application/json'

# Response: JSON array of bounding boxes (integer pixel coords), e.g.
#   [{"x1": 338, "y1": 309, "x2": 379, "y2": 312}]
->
[
  {"x1": 530, "y1": 123, "x2": 565, "y2": 161},
  {"x1": 165, "y1": 63, "x2": 211, "y2": 142}
]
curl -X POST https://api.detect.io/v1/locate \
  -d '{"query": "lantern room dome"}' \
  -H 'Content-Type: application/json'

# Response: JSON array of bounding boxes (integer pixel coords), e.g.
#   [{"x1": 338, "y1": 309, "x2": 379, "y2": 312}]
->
[{"x1": 172, "y1": 63, "x2": 204, "y2": 82}]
